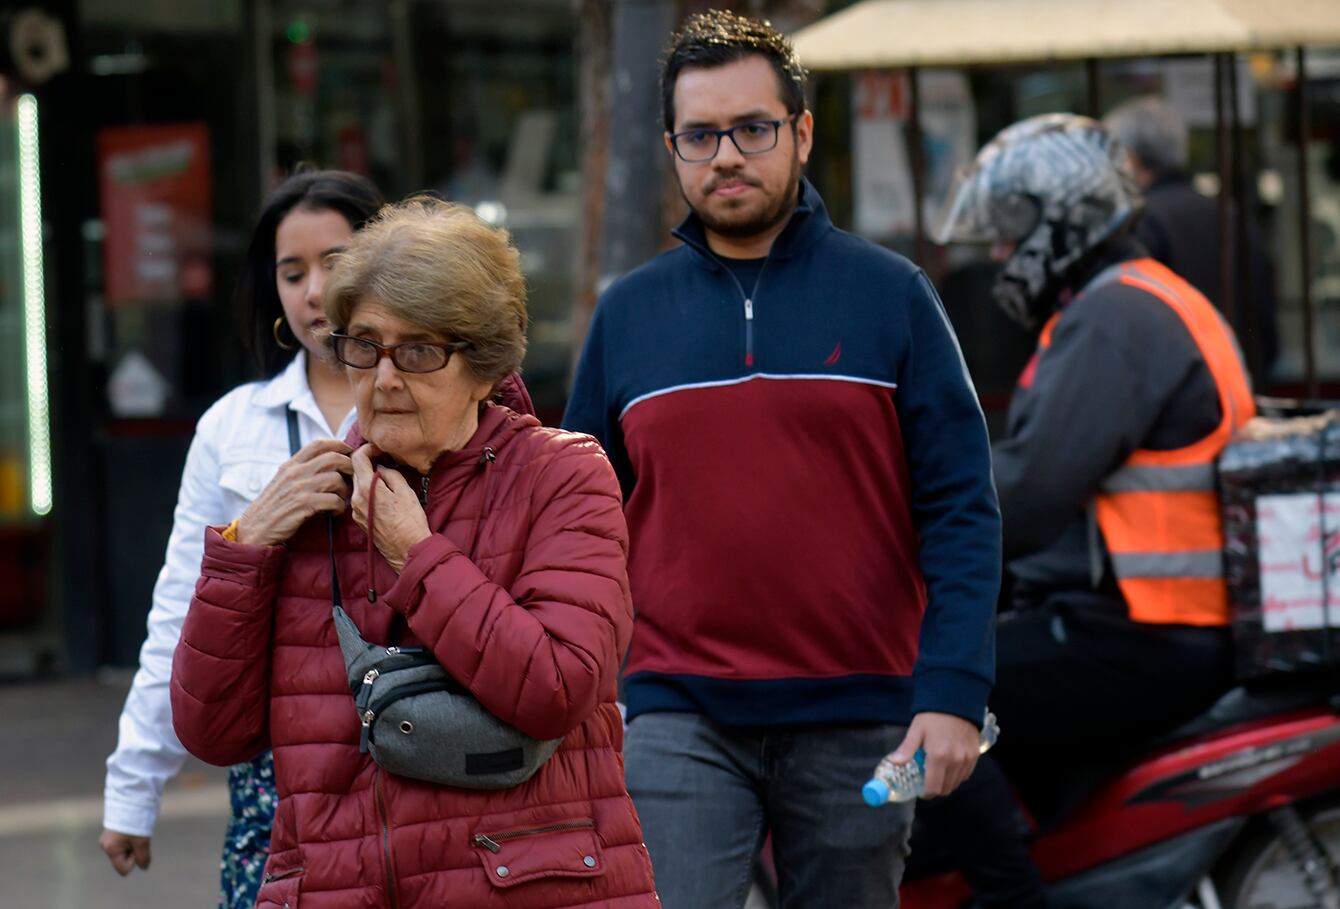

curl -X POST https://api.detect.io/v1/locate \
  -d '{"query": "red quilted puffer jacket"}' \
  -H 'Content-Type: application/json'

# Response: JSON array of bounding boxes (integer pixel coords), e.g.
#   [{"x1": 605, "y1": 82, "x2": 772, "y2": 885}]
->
[{"x1": 171, "y1": 403, "x2": 658, "y2": 908}]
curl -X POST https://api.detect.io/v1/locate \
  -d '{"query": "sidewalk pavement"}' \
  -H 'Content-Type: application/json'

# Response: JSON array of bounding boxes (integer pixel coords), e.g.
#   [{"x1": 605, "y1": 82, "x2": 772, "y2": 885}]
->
[
  {"x1": 0, "y1": 675, "x2": 772, "y2": 908},
  {"x1": 0, "y1": 674, "x2": 229, "y2": 908}
]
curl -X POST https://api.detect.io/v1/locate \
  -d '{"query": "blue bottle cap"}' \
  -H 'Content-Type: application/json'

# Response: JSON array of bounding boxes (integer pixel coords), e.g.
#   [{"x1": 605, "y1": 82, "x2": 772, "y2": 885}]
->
[{"x1": 861, "y1": 778, "x2": 890, "y2": 807}]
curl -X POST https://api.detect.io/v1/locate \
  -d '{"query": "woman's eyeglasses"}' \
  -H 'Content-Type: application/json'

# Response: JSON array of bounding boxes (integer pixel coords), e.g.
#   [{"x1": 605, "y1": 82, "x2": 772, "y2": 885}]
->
[{"x1": 330, "y1": 332, "x2": 469, "y2": 374}]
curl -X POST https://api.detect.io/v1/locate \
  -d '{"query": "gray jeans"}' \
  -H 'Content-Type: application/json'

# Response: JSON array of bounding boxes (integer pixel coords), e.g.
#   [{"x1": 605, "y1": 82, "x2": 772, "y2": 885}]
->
[{"x1": 625, "y1": 711, "x2": 915, "y2": 909}]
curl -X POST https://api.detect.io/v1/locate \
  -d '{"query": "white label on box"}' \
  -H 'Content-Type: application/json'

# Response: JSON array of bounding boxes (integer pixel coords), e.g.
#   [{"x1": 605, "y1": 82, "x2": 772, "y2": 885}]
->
[{"x1": 1257, "y1": 493, "x2": 1340, "y2": 631}]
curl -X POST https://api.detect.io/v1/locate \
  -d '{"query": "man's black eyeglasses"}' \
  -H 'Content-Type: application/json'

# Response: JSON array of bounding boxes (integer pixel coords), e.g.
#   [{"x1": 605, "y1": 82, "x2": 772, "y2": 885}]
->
[
  {"x1": 330, "y1": 332, "x2": 469, "y2": 374},
  {"x1": 670, "y1": 115, "x2": 798, "y2": 163}
]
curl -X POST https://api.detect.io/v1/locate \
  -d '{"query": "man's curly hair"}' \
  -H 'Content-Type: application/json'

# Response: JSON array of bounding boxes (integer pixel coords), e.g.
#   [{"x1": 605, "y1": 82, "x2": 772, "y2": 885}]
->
[{"x1": 661, "y1": 9, "x2": 808, "y2": 131}]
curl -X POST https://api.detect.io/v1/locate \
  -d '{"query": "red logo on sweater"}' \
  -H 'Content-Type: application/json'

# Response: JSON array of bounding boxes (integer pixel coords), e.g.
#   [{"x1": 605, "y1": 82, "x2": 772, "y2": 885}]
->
[{"x1": 824, "y1": 342, "x2": 842, "y2": 365}]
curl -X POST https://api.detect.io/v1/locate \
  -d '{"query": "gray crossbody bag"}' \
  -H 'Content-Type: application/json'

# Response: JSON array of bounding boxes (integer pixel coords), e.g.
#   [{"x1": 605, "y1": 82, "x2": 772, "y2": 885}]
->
[
  {"x1": 327, "y1": 558, "x2": 562, "y2": 788},
  {"x1": 287, "y1": 409, "x2": 561, "y2": 788}
]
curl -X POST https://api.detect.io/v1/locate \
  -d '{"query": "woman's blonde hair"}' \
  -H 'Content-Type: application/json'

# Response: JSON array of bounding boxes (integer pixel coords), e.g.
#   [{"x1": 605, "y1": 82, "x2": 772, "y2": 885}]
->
[{"x1": 323, "y1": 197, "x2": 527, "y2": 384}]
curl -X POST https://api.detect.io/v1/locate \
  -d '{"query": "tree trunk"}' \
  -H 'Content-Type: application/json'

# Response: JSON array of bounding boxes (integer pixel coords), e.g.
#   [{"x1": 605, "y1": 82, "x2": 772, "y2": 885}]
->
[
  {"x1": 572, "y1": 0, "x2": 612, "y2": 362},
  {"x1": 598, "y1": 1, "x2": 679, "y2": 286}
]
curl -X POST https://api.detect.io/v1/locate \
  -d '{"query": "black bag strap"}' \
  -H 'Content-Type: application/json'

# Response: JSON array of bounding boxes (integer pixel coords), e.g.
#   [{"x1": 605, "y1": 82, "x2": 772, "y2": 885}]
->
[{"x1": 285, "y1": 406, "x2": 301, "y2": 457}]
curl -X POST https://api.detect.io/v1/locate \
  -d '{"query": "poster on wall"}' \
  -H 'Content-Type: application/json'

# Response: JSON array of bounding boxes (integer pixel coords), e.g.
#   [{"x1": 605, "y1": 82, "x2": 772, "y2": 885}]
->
[
  {"x1": 98, "y1": 123, "x2": 212, "y2": 308},
  {"x1": 857, "y1": 70, "x2": 975, "y2": 242},
  {"x1": 1162, "y1": 58, "x2": 1256, "y2": 129},
  {"x1": 853, "y1": 70, "x2": 976, "y2": 241}
]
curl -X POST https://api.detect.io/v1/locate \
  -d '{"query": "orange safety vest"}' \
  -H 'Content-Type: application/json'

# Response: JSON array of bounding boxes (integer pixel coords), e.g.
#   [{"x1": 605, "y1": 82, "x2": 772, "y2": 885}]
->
[{"x1": 1034, "y1": 258, "x2": 1256, "y2": 626}]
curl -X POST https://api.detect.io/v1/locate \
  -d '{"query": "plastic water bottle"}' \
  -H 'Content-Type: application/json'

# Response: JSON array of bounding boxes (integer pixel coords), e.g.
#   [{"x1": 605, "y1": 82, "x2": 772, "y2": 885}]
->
[{"x1": 861, "y1": 711, "x2": 1000, "y2": 806}]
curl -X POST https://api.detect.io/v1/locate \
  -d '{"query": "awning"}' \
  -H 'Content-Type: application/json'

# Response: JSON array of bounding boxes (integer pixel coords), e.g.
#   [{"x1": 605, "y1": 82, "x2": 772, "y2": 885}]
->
[{"x1": 791, "y1": 0, "x2": 1340, "y2": 70}]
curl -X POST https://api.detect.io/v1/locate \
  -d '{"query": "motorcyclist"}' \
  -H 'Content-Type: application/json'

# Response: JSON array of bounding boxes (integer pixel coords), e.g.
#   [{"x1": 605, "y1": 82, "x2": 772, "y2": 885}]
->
[{"x1": 914, "y1": 113, "x2": 1255, "y2": 907}]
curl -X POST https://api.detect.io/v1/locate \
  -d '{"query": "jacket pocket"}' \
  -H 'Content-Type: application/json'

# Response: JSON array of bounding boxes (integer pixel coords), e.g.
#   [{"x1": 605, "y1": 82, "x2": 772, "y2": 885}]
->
[
  {"x1": 254, "y1": 865, "x2": 304, "y2": 909},
  {"x1": 472, "y1": 817, "x2": 604, "y2": 889},
  {"x1": 219, "y1": 460, "x2": 282, "y2": 502}
]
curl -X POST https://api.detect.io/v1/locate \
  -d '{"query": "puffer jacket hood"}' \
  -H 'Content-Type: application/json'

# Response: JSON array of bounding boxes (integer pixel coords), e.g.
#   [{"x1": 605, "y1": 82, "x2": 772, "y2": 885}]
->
[{"x1": 172, "y1": 402, "x2": 657, "y2": 908}]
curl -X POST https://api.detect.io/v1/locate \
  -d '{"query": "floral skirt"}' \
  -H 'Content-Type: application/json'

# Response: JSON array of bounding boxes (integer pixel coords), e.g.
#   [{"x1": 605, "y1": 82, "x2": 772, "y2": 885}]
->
[{"x1": 220, "y1": 750, "x2": 276, "y2": 909}]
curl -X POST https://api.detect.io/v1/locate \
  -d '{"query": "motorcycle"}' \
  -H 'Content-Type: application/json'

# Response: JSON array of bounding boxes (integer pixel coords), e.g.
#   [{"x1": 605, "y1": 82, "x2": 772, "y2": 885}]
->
[
  {"x1": 740, "y1": 400, "x2": 1340, "y2": 909},
  {"x1": 898, "y1": 671, "x2": 1340, "y2": 909}
]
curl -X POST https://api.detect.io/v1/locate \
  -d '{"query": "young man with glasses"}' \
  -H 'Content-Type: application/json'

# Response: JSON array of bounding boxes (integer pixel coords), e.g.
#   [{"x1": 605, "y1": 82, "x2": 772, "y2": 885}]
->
[{"x1": 564, "y1": 11, "x2": 1000, "y2": 907}]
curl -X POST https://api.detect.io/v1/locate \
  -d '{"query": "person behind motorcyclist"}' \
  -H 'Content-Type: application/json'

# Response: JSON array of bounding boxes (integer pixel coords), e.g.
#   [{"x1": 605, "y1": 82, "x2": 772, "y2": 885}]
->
[
  {"x1": 914, "y1": 113, "x2": 1255, "y2": 908},
  {"x1": 1103, "y1": 95, "x2": 1279, "y2": 375}
]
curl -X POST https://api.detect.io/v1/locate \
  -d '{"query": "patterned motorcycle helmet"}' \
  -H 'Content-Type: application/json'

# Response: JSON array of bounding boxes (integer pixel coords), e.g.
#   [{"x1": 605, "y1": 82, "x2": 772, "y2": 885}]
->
[{"x1": 936, "y1": 113, "x2": 1141, "y2": 330}]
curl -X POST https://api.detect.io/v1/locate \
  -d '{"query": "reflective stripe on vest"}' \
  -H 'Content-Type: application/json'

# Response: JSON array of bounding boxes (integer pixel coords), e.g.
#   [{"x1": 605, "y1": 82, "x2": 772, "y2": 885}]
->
[
  {"x1": 1109, "y1": 549, "x2": 1224, "y2": 579},
  {"x1": 1034, "y1": 258, "x2": 1255, "y2": 626},
  {"x1": 1101, "y1": 462, "x2": 1216, "y2": 493}
]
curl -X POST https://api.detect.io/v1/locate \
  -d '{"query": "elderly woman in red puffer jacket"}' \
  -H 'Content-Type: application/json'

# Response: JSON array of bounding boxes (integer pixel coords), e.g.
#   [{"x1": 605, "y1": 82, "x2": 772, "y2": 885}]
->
[{"x1": 171, "y1": 198, "x2": 658, "y2": 909}]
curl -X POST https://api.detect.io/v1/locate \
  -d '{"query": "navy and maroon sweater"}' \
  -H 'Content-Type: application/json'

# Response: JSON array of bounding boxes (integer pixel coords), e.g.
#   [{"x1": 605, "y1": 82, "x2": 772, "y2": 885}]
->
[{"x1": 563, "y1": 179, "x2": 999, "y2": 728}]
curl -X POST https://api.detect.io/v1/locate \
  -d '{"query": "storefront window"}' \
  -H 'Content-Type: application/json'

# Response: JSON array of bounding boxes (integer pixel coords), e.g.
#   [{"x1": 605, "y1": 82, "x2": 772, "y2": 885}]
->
[
  {"x1": 62, "y1": 0, "x2": 581, "y2": 665},
  {"x1": 269, "y1": 0, "x2": 579, "y2": 419},
  {"x1": 820, "y1": 51, "x2": 1340, "y2": 427},
  {"x1": 1265, "y1": 50, "x2": 1340, "y2": 388},
  {"x1": 82, "y1": 1, "x2": 255, "y2": 418}
]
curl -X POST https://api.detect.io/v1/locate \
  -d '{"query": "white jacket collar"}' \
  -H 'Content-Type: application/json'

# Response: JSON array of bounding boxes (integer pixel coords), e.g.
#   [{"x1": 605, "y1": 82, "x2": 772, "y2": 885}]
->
[
  {"x1": 251, "y1": 350, "x2": 355, "y2": 438},
  {"x1": 252, "y1": 350, "x2": 312, "y2": 409}
]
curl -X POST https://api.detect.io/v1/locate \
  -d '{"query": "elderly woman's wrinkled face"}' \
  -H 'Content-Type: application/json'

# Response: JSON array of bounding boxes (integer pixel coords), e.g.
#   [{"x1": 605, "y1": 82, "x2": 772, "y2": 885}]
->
[{"x1": 344, "y1": 298, "x2": 494, "y2": 472}]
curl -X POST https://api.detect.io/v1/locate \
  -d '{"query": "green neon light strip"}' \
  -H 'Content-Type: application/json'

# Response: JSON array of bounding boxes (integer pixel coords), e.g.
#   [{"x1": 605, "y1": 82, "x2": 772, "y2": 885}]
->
[{"x1": 18, "y1": 95, "x2": 51, "y2": 517}]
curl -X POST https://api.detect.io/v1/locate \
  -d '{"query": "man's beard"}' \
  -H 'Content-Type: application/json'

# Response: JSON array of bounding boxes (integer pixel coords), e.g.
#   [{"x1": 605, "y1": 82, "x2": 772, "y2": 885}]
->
[{"x1": 681, "y1": 151, "x2": 802, "y2": 240}]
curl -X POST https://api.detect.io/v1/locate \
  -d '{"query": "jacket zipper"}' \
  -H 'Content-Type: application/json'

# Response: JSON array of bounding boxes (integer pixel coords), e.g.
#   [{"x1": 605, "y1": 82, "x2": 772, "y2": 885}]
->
[
  {"x1": 743, "y1": 298, "x2": 755, "y2": 367},
  {"x1": 375, "y1": 769, "x2": 400, "y2": 909},
  {"x1": 419, "y1": 474, "x2": 430, "y2": 507},
  {"x1": 472, "y1": 819, "x2": 596, "y2": 854},
  {"x1": 718, "y1": 259, "x2": 769, "y2": 369}
]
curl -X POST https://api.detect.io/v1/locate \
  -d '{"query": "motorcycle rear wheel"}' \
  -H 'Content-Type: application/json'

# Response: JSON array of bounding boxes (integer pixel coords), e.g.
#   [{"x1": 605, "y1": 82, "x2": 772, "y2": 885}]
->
[{"x1": 1214, "y1": 797, "x2": 1340, "y2": 909}]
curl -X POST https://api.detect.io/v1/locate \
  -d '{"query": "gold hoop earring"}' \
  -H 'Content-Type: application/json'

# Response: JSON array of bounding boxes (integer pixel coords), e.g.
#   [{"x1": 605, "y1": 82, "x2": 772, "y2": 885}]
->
[{"x1": 273, "y1": 316, "x2": 297, "y2": 351}]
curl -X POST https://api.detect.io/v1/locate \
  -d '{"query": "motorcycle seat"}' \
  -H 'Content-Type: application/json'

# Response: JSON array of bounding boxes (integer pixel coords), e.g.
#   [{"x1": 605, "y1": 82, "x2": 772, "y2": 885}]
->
[
  {"x1": 1151, "y1": 672, "x2": 1339, "y2": 749},
  {"x1": 1031, "y1": 674, "x2": 1340, "y2": 830}
]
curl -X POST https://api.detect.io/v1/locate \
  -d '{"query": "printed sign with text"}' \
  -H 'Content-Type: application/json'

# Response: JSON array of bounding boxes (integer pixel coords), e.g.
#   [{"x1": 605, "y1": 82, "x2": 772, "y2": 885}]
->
[{"x1": 1258, "y1": 493, "x2": 1340, "y2": 632}]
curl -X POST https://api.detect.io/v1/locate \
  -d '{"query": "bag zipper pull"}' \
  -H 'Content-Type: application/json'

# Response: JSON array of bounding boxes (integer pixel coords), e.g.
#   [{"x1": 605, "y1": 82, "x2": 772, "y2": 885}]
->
[
  {"x1": 355, "y1": 669, "x2": 378, "y2": 752},
  {"x1": 355, "y1": 669, "x2": 378, "y2": 710},
  {"x1": 473, "y1": 834, "x2": 502, "y2": 854},
  {"x1": 360, "y1": 708, "x2": 374, "y2": 752}
]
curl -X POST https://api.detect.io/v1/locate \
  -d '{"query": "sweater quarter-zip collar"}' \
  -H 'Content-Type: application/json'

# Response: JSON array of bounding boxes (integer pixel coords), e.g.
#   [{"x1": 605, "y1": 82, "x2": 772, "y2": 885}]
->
[{"x1": 672, "y1": 176, "x2": 832, "y2": 270}]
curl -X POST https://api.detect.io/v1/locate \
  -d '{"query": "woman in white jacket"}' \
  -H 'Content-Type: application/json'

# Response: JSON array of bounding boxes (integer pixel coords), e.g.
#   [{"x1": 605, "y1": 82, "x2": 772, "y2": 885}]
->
[{"x1": 99, "y1": 170, "x2": 384, "y2": 908}]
